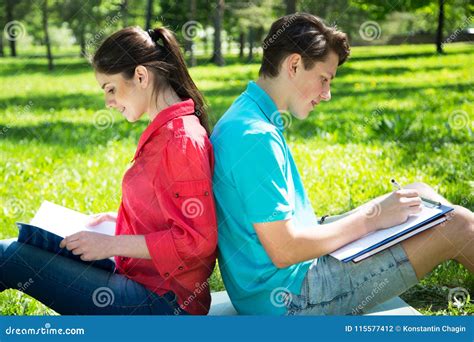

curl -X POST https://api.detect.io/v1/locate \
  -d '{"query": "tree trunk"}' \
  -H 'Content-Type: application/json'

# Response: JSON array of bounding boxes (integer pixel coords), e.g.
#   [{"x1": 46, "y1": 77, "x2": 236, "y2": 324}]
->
[
  {"x1": 79, "y1": 27, "x2": 86, "y2": 58},
  {"x1": 286, "y1": 0, "x2": 297, "y2": 14},
  {"x1": 0, "y1": 32, "x2": 4, "y2": 57},
  {"x1": 42, "y1": 0, "x2": 53, "y2": 70},
  {"x1": 247, "y1": 27, "x2": 254, "y2": 62},
  {"x1": 121, "y1": 0, "x2": 129, "y2": 27},
  {"x1": 6, "y1": 0, "x2": 16, "y2": 57},
  {"x1": 239, "y1": 31, "x2": 244, "y2": 59},
  {"x1": 188, "y1": 0, "x2": 197, "y2": 67},
  {"x1": 211, "y1": 0, "x2": 225, "y2": 66},
  {"x1": 436, "y1": 0, "x2": 444, "y2": 54},
  {"x1": 145, "y1": 0, "x2": 153, "y2": 30}
]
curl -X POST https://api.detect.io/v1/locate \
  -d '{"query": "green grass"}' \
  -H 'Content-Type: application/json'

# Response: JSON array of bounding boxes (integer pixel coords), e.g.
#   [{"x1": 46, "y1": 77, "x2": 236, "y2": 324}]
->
[{"x1": 0, "y1": 43, "x2": 473, "y2": 315}]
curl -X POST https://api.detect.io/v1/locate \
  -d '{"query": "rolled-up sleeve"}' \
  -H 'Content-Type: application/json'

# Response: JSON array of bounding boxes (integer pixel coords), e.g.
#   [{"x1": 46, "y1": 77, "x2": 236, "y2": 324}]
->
[{"x1": 145, "y1": 133, "x2": 217, "y2": 278}]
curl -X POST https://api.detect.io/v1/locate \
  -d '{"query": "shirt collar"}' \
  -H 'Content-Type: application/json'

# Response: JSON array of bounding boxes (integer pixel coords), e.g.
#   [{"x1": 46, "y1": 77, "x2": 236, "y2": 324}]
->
[
  {"x1": 132, "y1": 98, "x2": 195, "y2": 162},
  {"x1": 243, "y1": 81, "x2": 285, "y2": 131}
]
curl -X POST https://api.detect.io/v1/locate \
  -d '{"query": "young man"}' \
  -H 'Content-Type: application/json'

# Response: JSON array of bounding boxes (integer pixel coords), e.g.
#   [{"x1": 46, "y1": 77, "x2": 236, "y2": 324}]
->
[{"x1": 210, "y1": 13, "x2": 473, "y2": 315}]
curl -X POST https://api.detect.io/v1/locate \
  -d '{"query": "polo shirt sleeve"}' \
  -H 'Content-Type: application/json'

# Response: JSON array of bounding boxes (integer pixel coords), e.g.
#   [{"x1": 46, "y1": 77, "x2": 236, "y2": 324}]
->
[{"x1": 230, "y1": 129, "x2": 293, "y2": 223}]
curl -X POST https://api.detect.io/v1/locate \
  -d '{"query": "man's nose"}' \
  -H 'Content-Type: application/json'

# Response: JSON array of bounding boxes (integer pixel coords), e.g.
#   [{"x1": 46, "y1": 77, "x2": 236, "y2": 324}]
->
[{"x1": 320, "y1": 89, "x2": 331, "y2": 101}]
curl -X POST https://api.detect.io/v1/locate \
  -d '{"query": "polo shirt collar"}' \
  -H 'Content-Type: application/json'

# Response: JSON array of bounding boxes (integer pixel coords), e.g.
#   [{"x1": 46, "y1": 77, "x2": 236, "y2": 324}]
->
[
  {"x1": 244, "y1": 81, "x2": 285, "y2": 131},
  {"x1": 132, "y1": 98, "x2": 195, "y2": 162}
]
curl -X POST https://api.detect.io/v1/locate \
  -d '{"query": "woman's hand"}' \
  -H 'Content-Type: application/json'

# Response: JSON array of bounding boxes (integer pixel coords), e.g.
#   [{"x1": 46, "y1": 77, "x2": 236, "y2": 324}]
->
[
  {"x1": 86, "y1": 212, "x2": 117, "y2": 227},
  {"x1": 364, "y1": 189, "x2": 423, "y2": 232},
  {"x1": 59, "y1": 231, "x2": 115, "y2": 261}
]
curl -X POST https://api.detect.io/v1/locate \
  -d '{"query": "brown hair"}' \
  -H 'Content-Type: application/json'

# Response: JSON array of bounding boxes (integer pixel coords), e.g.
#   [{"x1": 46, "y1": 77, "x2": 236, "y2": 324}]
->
[
  {"x1": 92, "y1": 26, "x2": 210, "y2": 134},
  {"x1": 260, "y1": 13, "x2": 350, "y2": 78}
]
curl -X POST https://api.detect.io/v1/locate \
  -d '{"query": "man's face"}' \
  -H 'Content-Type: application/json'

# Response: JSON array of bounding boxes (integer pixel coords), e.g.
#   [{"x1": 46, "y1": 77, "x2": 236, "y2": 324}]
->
[{"x1": 286, "y1": 51, "x2": 339, "y2": 120}]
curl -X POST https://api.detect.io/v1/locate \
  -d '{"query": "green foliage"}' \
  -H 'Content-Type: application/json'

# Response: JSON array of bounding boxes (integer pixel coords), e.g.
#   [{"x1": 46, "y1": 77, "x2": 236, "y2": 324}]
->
[{"x1": 0, "y1": 43, "x2": 472, "y2": 315}]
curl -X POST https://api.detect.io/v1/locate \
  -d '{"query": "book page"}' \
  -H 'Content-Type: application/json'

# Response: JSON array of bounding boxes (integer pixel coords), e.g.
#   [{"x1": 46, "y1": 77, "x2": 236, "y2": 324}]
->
[
  {"x1": 329, "y1": 205, "x2": 442, "y2": 261},
  {"x1": 30, "y1": 201, "x2": 115, "y2": 238}
]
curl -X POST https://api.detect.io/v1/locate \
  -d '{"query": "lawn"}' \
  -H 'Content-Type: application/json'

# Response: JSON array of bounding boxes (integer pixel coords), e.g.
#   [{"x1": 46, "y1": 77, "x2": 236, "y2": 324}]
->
[{"x1": 0, "y1": 43, "x2": 472, "y2": 315}]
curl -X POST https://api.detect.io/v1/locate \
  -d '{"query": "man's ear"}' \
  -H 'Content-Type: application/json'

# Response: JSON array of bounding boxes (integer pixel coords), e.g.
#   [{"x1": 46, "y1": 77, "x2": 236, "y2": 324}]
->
[
  {"x1": 134, "y1": 65, "x2": 149, "y2": 88},
  {"x1": 285, "y1": 53, "x2": 301, "y2": 78}
]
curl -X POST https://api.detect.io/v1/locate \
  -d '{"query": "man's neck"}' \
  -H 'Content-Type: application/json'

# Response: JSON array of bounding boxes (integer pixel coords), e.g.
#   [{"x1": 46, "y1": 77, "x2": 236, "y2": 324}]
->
[{"x1": 256, "y1": 77, "x2": 288, "y2": 111}]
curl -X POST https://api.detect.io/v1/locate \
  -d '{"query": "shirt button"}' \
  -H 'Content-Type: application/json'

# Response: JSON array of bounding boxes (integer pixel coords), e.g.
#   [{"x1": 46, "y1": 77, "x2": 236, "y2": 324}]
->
[
  {"x1": 178, "y1": 266, "x2": 184, "y2": 271},
  {"x1": 204, "y1": 191, "x2": 209, "y2": 196},
  {"x1": 164, "y1": 272, "x2": 170, "y2": 277},
  {"x1": 174, "y1": 193, "x2": 179, "y2": 198}
]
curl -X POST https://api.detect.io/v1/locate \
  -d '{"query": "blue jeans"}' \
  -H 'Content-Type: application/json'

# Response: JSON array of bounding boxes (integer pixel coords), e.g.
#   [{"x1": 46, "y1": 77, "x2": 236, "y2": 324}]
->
[{"x1": 0, "y1": 238, "x2": 187, "y2": 315}]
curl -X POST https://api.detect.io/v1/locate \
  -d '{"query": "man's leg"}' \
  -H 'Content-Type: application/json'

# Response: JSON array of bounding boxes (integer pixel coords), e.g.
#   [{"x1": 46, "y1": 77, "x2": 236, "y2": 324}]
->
[{"x1": 400, "y1": 182, "x2": 474, "y2": 279}]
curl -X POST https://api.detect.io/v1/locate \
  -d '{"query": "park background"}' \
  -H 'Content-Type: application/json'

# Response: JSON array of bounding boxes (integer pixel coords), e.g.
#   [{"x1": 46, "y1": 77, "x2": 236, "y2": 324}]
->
[{"x1": 0, "y1": 0, "x2": 472, "y2": 315}]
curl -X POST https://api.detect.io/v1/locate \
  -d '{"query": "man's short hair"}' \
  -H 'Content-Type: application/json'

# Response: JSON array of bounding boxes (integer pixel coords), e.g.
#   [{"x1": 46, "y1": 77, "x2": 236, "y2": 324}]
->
[{"x1": 260, "y1": 13, "x2": 350, "y2": 78}]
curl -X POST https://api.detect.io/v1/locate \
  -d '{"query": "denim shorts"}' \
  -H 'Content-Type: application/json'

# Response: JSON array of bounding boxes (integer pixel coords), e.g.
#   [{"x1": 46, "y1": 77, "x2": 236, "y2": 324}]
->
[{"x1": 286, "y1": 243, "x2": 419, "y2": 315}]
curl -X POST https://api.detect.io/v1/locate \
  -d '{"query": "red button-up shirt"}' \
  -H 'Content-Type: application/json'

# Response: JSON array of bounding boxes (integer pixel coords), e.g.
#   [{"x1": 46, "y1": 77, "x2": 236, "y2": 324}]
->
[{"x1": 114, "y1": 99, "x2": 217, "y2": 315}]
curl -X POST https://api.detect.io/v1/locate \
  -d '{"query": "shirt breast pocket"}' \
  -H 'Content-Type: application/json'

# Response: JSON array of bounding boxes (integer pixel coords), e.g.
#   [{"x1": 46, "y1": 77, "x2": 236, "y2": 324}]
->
[{"x1": 170, "y1": 179, "x2": 215, "y2": 228}]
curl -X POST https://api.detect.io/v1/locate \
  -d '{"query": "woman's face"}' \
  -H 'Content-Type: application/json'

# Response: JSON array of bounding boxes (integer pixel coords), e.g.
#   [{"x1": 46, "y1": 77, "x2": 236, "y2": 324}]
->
[{"x1": 95, "y1": 70, "x2": 149, "y2": 122}]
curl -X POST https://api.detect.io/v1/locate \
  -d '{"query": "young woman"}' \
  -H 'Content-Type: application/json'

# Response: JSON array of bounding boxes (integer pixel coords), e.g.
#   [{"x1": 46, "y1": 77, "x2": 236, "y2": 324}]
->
[
  {"x1": 0, "y1": 26, "x2": 217, "y2": 315},
  {"x1": 211, "y1": 13, "x2": 473, "y2": 315}
]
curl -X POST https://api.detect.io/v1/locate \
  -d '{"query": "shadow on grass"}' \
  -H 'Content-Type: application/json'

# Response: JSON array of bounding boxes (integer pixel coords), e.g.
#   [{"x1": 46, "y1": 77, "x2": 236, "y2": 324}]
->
[{"x1": 0, "y1": 121, "x2": 146, "y2": 152}]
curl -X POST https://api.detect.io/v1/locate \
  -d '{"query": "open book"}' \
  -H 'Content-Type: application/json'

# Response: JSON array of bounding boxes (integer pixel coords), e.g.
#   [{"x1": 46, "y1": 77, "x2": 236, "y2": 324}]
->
[
  {"x1": 329, "y1": 203, "x2": 453, "y2": 263},
  {"x1": 16, "y1": 201, "x2": 116, "y2": 271}
]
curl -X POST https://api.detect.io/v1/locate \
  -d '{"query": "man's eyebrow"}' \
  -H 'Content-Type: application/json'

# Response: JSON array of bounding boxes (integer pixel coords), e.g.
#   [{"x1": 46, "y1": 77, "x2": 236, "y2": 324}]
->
[
  {"x1": 328, "y1": 72, "x2": 335, "y2": 80},
  {"x1": 101, "y1": 82, "x2": 109, "y2": 89}
]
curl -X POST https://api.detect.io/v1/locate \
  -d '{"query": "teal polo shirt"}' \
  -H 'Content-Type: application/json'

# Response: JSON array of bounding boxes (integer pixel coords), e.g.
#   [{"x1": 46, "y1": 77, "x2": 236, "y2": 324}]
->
[{"x1": 211, "y1": 81, "x2": 319, "y2": 315}]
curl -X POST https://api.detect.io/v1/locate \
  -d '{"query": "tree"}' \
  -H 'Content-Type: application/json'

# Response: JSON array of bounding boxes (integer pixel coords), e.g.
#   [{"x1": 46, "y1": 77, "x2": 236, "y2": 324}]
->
[
  {"x1": 211, "y1": 0, "x2": 225, "y2": 66},
  {"x1": 436, "y1": 0, "x2": 444, "y2": 53},
  {"x1": 286, "y1": 0, "x2": 296, "y2": 14},
  {"x1": 5, "y1": 0, "x2": 16, "y2": 57},
  {"x1": 42, "y1": 0, "x2": 53, "y2": 70},
  {"x1": 145, "y1": 0, "x2": 153, "y2": 30}
]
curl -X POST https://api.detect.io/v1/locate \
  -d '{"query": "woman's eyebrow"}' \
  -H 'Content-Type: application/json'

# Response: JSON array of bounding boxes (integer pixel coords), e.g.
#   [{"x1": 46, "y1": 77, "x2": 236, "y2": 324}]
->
[{"x1": 101, "y1": 82, "x2": 110, "y2": 89}]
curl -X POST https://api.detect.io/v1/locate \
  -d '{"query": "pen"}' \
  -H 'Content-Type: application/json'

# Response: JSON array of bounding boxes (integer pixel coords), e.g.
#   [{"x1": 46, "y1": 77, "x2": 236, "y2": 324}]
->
[{"x1": 390, "y1": 178, "x2": 441, "y2": 207}]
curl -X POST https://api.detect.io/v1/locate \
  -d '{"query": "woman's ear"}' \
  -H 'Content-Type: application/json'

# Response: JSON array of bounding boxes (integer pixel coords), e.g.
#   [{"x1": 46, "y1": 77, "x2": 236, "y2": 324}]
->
[{"x1": 134, "y1": 65, "x2": 149, "y2": 88}]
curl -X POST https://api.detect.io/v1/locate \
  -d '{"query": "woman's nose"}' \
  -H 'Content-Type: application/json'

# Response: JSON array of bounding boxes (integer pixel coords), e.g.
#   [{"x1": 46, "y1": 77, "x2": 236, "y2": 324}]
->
[{"x1": 105, "y1": 98, "x2": 116, "y2": 108}]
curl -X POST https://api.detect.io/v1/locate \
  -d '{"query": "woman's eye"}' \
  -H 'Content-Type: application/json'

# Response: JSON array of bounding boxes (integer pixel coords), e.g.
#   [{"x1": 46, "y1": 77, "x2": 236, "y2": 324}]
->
[{"x1": 107, "y1": 88, "x2": 114, "y2": 94}]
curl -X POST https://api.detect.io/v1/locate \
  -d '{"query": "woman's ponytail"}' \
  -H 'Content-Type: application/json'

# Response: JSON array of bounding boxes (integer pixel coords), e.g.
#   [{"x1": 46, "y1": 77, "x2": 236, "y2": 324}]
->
[{"x1": 149, "y1": 27, "x2": 210, "y2": 135}]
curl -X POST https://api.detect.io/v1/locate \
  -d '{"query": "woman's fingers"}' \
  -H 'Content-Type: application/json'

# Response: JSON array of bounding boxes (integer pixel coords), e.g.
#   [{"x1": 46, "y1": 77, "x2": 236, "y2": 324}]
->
[
  {"x1": 395, "y1": 189, "x2": 419, "y2": 198},
  {"x1": 86, "y1": 214, "x2": 108, "y2": 227},
  {"x1": 400, "y1": 196, "x2": 422, "y2": 206}
]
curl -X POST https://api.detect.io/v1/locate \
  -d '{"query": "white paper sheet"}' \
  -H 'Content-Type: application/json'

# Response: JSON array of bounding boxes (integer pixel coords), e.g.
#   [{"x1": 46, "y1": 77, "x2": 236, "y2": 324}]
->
[
  {"x1": 330, "y1": 205, "x2": 442, "y2": 261},
  {"x1": 30, "y1": 200, "x2": 115, "y2": 238}
]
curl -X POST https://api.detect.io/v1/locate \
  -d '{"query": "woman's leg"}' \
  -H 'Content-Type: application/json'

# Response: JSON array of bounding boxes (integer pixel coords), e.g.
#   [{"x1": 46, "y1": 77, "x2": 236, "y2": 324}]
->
[
  {"x1": 0, "y1": 238, "x2": 185, "y2": 315},
  {"x1": 400, "y1": 182, "x2": 474, "y2": 277}
]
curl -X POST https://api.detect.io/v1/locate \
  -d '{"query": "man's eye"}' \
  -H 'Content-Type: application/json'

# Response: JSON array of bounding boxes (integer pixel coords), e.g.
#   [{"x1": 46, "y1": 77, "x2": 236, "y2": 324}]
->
[{"x1": 107, "y1": 89, "x2": 114, "y2": 94}]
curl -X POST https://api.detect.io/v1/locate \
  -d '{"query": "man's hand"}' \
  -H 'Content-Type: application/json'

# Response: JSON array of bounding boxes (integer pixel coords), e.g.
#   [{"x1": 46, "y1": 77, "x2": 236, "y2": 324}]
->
[{"x1": 59, "y1": 231, "x2": 115, "y2": 261}]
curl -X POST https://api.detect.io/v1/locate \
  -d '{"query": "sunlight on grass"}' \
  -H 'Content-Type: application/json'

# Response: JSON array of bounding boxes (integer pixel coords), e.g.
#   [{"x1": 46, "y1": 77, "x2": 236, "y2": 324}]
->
[{"x1": 0, "y1": 43, "x2": 472, "y2": 315}]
